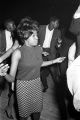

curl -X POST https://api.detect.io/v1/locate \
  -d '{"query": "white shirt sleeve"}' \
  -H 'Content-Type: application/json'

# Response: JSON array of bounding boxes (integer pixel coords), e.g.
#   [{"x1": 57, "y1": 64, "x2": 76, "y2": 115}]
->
[
  {"x1": 68, "y1": 43, "x2": 76, "y2": 67},
  {"x1": 5, "y1": 30, "x2": 13, "y2": 51}
]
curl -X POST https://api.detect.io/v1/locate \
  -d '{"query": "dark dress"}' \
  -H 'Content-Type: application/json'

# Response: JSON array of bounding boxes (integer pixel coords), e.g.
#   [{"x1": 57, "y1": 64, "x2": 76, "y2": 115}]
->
[{"x1": 16, "y1": 44, "x2": 43, "y2": 117}]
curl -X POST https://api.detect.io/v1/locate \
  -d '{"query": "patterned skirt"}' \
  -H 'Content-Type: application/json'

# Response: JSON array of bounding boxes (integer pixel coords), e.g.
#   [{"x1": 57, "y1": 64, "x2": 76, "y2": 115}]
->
[{"x1": 16, "y1": 78, "x2": 43, "y2": 118}]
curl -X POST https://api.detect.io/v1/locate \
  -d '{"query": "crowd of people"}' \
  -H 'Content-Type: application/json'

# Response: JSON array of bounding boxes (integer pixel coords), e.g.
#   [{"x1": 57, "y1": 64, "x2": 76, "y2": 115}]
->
[
  {"x1": 0, "y1": 16, "x2": 65, "y2": 120},
  {"x1": 0, "y1": 4, "x2": 80, "y2": 120}
]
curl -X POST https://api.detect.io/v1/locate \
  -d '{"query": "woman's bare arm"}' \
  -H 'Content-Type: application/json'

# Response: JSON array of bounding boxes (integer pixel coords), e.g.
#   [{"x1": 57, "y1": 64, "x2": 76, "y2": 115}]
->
[
  {"x1": 5, "y1": 49, "x2": 21, "y2": 82},
  {"x1": 41, "y1": 57, "x2": 66, "y2": 67}
]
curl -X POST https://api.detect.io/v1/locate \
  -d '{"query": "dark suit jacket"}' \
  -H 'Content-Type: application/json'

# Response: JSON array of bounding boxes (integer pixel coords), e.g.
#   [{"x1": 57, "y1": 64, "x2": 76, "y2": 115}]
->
[
  {"x1": 38, "y1": 25, "x2": 61, "y2": 60},
  {"x1": 0, "y1": 30, "x2": 6, "y2": 56},
  {"x1": 0, "y1": 31, "x2": 7, "y2": 88}
]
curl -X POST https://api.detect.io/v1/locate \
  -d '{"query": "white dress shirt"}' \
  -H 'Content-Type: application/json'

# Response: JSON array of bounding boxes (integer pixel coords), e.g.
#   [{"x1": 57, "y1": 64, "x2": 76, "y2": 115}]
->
[
  {"x1": 43, "y1": 25, "x2": 54, "y2": 48},
  {"x1": 5, "y1": 30, "x2": 13, "y2": 51},
  {"x1": 67, "y1": 42, "x2": 80, "y2": 111},
  {"x1": 5, "y1": 30, "x2": 14, "y2": 90}
]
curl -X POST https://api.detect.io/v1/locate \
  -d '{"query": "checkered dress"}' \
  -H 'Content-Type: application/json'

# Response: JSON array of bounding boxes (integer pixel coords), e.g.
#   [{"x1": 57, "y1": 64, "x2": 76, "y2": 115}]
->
[{"x1": 16, "y1": 78, "x2": 43, "y2": 117}]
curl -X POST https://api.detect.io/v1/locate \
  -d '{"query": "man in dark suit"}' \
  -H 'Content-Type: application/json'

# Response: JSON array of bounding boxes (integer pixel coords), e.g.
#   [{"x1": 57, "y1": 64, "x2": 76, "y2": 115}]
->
[
  {"x1": 0, "y1": 19, "x2": 16, "y2": 93},
  {"x1": 39, "y1": 17, "x2": 70, "y2": 120},
  {"x1": 38, "y1": 16, "x2": 61, "y2": 92},
  {"x1": 0, "y1": 19, "x2": 19, "y2": 119}
]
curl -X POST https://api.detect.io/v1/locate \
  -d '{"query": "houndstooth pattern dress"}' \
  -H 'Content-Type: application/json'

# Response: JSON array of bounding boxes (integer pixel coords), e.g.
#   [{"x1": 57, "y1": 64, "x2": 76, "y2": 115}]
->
[{"x1": 16, "y1": 78, "x2": 43, "y2": 117}]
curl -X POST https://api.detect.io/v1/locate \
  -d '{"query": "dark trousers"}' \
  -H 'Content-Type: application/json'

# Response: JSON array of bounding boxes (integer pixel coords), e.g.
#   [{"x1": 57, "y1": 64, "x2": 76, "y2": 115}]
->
[
  {"x1": 19, "y1": 112, "x2": 41, "y2": 120},
  {"x1": 55, "y1": 74, "x2": 68, "y2": 120},
  {"x1": 40, "y1": 64, "x2": 68, "y2": 120},
  {"x1": 40, "y1": 64, "x2": 61, "y2": 88},
  {"x1": 31, "y1": 112, "x2": 41, "y2": 120},
  {"x1": 0, "y1": 76, "x2": 8, "y2": 96}
]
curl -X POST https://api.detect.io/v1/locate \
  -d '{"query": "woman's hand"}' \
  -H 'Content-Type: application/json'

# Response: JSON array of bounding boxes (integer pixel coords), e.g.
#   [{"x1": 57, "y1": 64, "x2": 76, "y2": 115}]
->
[
  {"x1": 0, "y1": 63, "x2": 9, "y2": 76},
  {"x1": 54, "y1": 57, "x2": 66, "y2": 63}
]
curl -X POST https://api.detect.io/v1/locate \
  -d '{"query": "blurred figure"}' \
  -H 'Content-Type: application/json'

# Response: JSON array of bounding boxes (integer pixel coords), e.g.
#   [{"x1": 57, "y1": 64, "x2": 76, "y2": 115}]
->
[
  {"x1": 69, "y1": 4, "x2": 80, "y2": 56},
  {"x1": 66, "y1": 4, "x2": 80, "y2": 120},
  {"x1": 67, "y1": 41, "x2": 80, "y2": 120}
]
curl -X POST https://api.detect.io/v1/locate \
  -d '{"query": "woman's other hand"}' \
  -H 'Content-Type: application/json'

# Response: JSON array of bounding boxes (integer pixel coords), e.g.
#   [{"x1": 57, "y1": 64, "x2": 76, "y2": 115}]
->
[{"x1": 0, "y1": 63, "x2": 9, "y2": 76}]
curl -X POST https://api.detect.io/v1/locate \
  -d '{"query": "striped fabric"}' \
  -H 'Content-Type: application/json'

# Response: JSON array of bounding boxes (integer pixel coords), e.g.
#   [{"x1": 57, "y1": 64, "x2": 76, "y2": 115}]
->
[{"x1": 16, "y1": 78, "x2": 43, "y2": 117}]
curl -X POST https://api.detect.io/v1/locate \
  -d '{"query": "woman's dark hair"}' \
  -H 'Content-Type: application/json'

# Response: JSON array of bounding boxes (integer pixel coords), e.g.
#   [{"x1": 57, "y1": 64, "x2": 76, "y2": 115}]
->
[{"x1": 17, "y1": 17, "x2": 39, "y2": 45}]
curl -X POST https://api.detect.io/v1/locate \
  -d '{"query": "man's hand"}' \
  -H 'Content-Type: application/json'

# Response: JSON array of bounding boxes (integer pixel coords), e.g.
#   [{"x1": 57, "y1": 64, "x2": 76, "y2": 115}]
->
[
  {"x1": 0, "y1": 63, "x2": 9, "y2": 76},
  {"x1": 42, "y1": 52, "x2": 49, "y2": 56}
]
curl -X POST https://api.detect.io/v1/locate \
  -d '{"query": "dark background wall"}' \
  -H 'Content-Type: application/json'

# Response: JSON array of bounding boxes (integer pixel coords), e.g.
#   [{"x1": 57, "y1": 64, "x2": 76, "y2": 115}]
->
[{"x1": 0, "y1": 0, "x2": 80, "y2": 29}]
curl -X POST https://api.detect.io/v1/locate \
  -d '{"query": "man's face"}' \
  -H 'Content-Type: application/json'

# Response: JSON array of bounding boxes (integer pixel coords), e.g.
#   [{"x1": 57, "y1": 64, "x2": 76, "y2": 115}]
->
[
  {"x1": 6, "y1": 22, "x2": 16, "y2": 32},
  {"x1": 48, "y1": 20, "x2": 59, "y2": 30}
]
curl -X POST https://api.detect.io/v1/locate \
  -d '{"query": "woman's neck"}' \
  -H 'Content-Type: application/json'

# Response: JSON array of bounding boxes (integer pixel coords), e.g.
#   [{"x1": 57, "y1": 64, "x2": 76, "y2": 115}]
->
[{"x1": 25, "y1": 41, "x2": 31, "y2": 47}]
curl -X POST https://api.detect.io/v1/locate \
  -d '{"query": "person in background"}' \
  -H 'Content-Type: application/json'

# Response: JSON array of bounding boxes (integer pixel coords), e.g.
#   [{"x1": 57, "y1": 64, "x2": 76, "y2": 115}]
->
[
  {"x1": 66, "y1": 4, "x2": 80, "y2": 120},
  {"x1": 0, "y1": 19, "x2": 19, "y2": 119},
  {"x1": 38, "y1": 16, "x2": 62, "y2": 92},
  {"x1": 1, "y1": 17, "x2": 65, "y2": 120},
  {"x1": 66, "y1": 41, "x2": 80, "y2": 120}
]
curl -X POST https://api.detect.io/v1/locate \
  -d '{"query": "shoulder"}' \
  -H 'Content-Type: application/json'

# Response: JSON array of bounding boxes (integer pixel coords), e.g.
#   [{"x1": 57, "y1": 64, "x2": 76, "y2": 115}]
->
[
  {"x1": 69, "y1": 42, "x2": 76, "y2": 51},
  {"x1": 39, "y1": 25, "x2": 44, "y2": 28},
  {"x1": 55, "y1": 28, "x2": 61, "y2": 34},
  {"x1": 12, "y1": 49, "x2": 21, "y2": 60},
  {"x1": 36, "y1": 45, "x2": 43, "y2": 53},
  {"x1": 0, "y1": 30, "x2": 4, "y2": 35},
  {"x1": 39, "y1": 25, "x2": 46, "y2": 30},
  {"x1": 36, "y1": 45, "x2": 42, "y2": 50}
]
